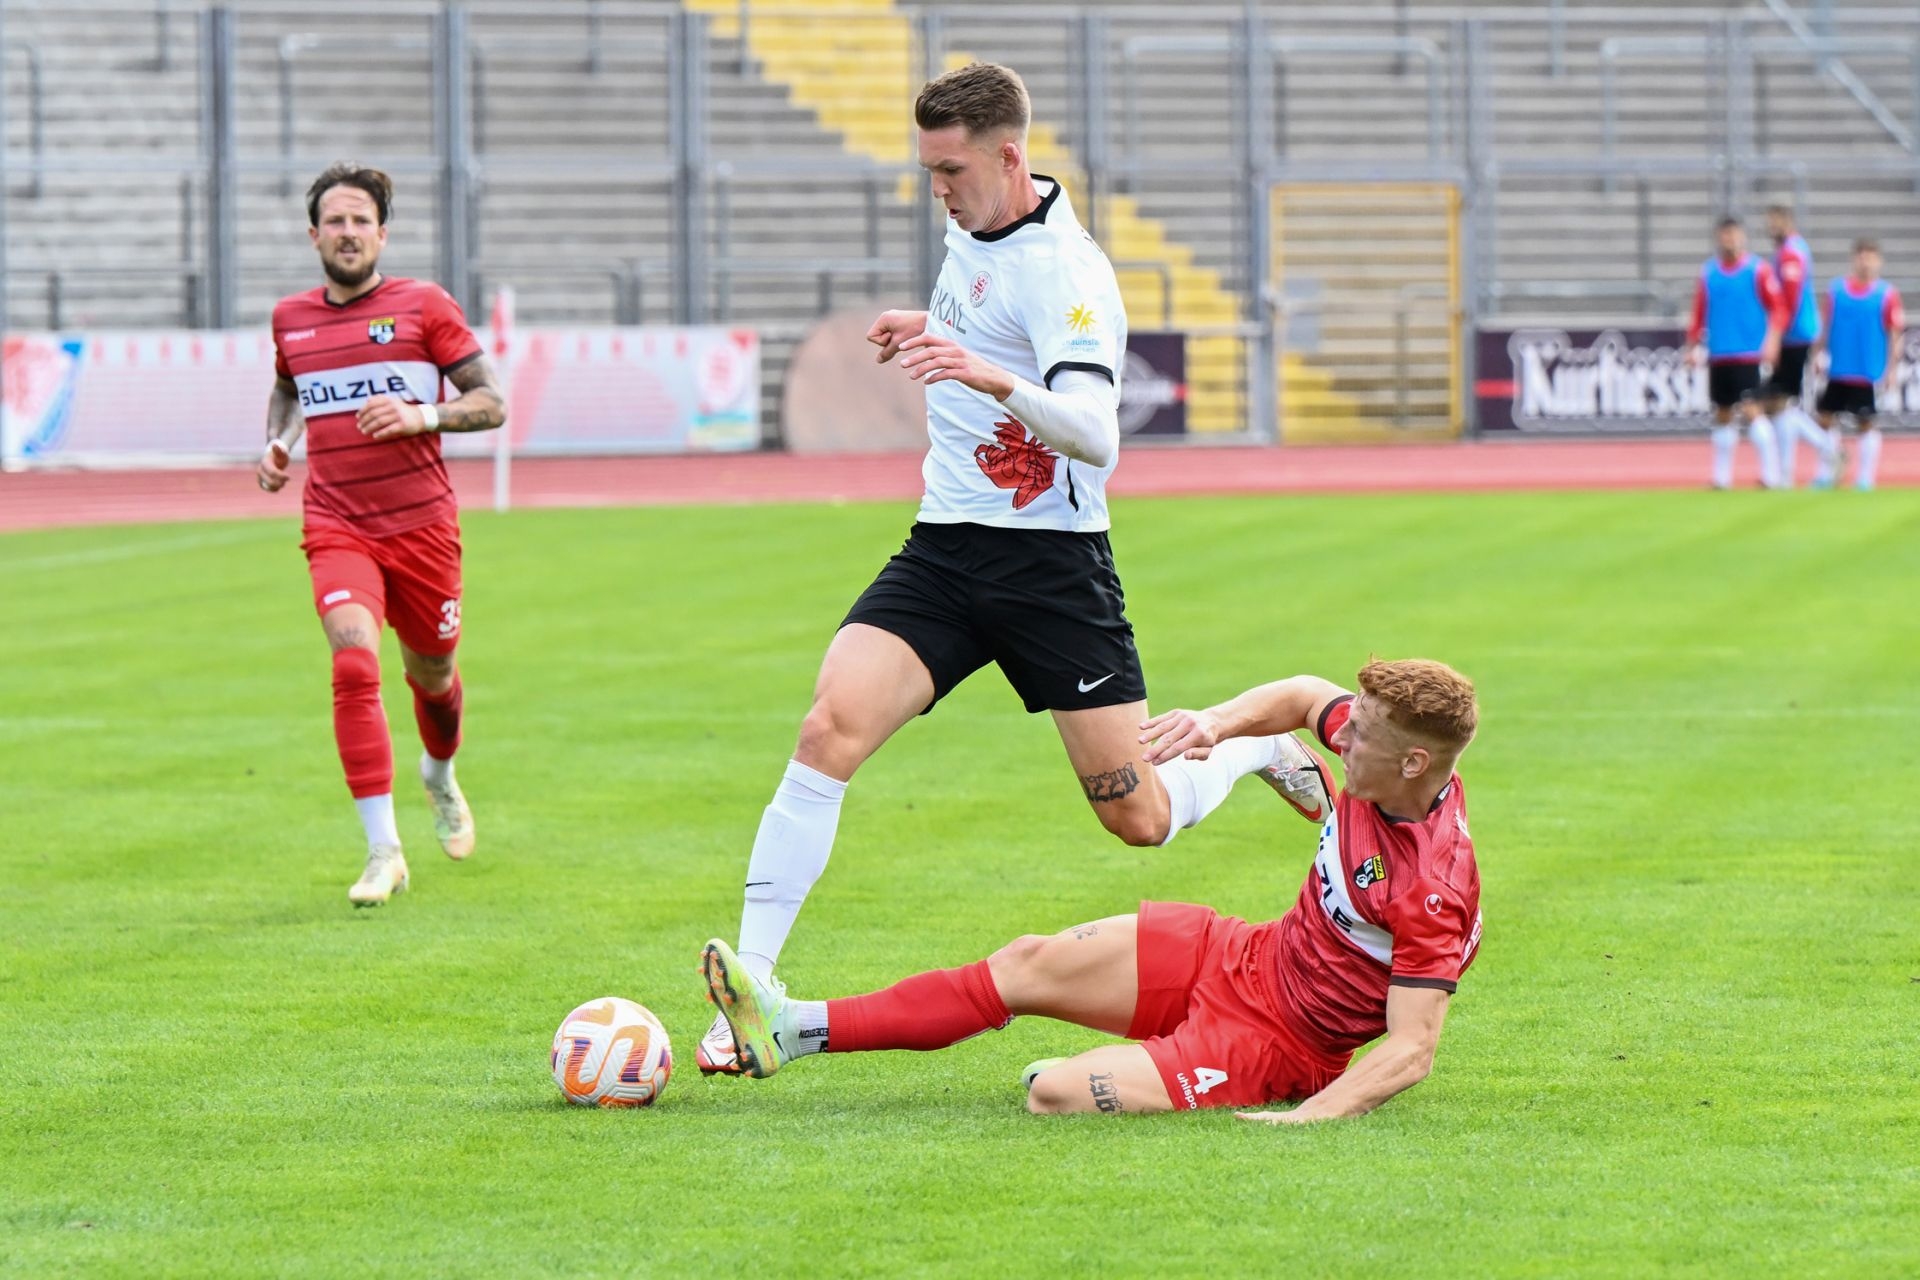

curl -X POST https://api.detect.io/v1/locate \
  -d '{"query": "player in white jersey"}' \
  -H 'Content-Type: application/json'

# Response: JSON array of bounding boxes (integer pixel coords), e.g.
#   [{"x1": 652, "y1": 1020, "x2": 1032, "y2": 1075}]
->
[{"x1": 699, "y1": 63, "x2": 1318, "y2": 1073}]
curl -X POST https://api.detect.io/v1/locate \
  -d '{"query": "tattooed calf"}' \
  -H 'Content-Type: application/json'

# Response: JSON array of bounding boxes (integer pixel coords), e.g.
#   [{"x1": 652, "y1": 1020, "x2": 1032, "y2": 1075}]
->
[
  {"x1": 1079, "y1": 762, "x2": 1140, "y2": 803},
  {"x1": 1088, "y1": 1071, "x2": 1125, "y2": 1114}
]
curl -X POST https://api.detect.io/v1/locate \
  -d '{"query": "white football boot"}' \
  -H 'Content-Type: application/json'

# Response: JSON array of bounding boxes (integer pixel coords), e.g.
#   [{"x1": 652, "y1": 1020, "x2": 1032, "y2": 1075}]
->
[
  {"x1": 1021, "y1": 1058, "x2": 1066, "y2": 1091},
  {"x1": 701, "y1": 938, "x2": 797, "y2": 1079},
  {"x1": 695, "y1": 1009, "x2": 744, "y2": 1076},
  {"x1": 421, "y1": 754, "x2": 475, "y2": 860},
  {"x1": 1255, "y1": 734, "x2": 1335, "y2": 824},
  {"x1": 348, "y1": 843, "x2": 410, "y2": 907}
]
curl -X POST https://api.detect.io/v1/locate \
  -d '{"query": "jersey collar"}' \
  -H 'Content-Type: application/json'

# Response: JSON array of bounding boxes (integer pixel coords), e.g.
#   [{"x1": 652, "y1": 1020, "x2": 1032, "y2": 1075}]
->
[
  {"x1": 322, "y1": 274, "x2": 389, "y2": 309},
  {"x1": 971, "y1": 175, "x2": 1062, "y2": 243}
]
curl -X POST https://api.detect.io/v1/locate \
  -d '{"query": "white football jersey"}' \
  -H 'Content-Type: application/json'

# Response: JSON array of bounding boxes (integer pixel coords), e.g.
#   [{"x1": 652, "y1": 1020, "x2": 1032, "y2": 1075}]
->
[{"x1": 916, "y1": 176, "x2": 1127, "y2": 532}]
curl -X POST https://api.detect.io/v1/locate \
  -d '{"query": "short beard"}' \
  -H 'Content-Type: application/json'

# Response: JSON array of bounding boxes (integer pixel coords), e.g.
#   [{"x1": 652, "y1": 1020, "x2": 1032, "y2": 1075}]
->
[{"x1": 322, "y1": 256, "x2": 378, "y2": 289}]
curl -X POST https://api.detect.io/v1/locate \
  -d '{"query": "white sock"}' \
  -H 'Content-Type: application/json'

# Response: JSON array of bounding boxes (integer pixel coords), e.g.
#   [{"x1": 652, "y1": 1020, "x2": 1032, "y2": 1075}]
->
[
  {"x1": 420, "y1": 752, "x2": 454, "y2": 791},
  {"x1": 1711, "y1": 426, "x2": 1738, "y2": 488},
  {"x1": 1858, "y1": 428, "x2": 1883, "y2": 487},
  {"x1": 1774, "y1": 412, "x2": 1798, "y2": 486},
  {"x1": 789, "y1": 999, "x2": 830, "y2": 1057},
  {"x1": 354, "y1": 793, "x2": 400, "y2": 849},
  {"x1": 1155, "y1": 735, "x2": 1281, "y2": 846},
  {"x1": 1749, "y1": 416, "x2": 1780, "y2": 488},
  {"x1": 1812, "y1": 425, "x2": 1841, "y2": 485},
  {"x1": 738, "y1": 759, "x2": 848, "y2": 980}
]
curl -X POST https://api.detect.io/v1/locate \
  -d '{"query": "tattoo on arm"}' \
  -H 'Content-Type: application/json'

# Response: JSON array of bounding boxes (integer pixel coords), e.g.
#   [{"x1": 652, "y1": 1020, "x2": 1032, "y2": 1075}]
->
[
  {"x1": 267, "y1": 378, "x2": 305, "y2": 448},
  {"x1": 433, "y1": 355, "x2": 507, "y2": 433},
  {"x1": 1070, "y1": 923, "x2": 1100, "y2": 941},
  {"x1": 1087, "y1": 1072, "x2": 1125, "y2": 1114},
  {"x1": 1079, "y1": 763, "x2": 1140, "y2": 804}
]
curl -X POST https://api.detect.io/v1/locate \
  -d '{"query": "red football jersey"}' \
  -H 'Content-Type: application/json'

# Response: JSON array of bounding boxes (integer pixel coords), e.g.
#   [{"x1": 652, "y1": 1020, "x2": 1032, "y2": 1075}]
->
[
  {"x1": 1262, "y1": 695, "x2": 1483, "y2": 1056},
  {"x1": 272, "y1": 277, "x2": 483, "y2": 538}
]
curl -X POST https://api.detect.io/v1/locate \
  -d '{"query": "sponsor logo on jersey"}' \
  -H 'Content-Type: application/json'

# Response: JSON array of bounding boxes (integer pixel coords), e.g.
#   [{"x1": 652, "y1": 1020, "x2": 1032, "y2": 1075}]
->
[
  {"x1": 1313, "y1": 812, "x2": 1394, "y2": 965},
  {"x1": 368, "y1": 317, "x2": 396, "y2": 345},
  {"x1": 929, "y1": 285, "x2": 969, "y2": 335},
  {"x1": 283, "y1": 328, "x2": 317, "y2": 342},
  {"x1": 293, "y1": 360, "x2": 438, "y2": 414},
  {"x1": 970, "y1": 271, "x2": 991, "y2": 306},
  {"x1": 1066, "y1": 304, "x2": 1097, "y2": 334},
  {"x1": 1425, "y1": 893, "x2": 1444, "y2": 915},
  {"x1": 1353, "y1": 853, "x2": 1386, "y2": 891}
]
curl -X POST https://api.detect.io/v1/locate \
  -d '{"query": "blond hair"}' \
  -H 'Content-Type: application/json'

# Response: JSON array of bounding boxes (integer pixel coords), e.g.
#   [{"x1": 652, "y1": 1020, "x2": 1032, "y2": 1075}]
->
[
  {"x1": 914, "y1": 63, "x2": 1030, "y2": 139},
  {"x1": 1357, "y1": 659, "x2": 1478, "y2": 753}
]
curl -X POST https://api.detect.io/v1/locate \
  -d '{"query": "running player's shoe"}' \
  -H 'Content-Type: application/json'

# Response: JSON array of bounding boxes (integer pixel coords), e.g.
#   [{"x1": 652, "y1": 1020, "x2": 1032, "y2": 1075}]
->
[
  {"x1": 701, "y1": 938, "x2": 795, "y2": 1079},
  {"x1": 421, "y1": 754, "x2": 475, "y2": 860},
  {"x1": 696, "y1": 1010, "x2": 745, "y2": 1076},
  {"x1": 349, "y1": 843, "x2": 409, "y2": 907},
  {"x1": 1021, "y1": 1058, "x2": 1066, "y2": 1091},
  {"x1": 1256, "y1": 733, "x2": 1334, "y2": 824}
]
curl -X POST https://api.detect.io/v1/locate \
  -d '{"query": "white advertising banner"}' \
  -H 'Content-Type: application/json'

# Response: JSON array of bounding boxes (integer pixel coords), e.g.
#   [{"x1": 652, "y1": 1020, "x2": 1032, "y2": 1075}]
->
[{"x1": 1, "y1": 326, "x2": 760, "y2": 466}]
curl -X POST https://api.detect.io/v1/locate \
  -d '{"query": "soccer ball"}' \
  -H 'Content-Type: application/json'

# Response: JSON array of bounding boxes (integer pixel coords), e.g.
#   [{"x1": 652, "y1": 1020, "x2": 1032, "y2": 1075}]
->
[{"x1": 550, "y1": 996, "x2": 672, "y2": 1108}]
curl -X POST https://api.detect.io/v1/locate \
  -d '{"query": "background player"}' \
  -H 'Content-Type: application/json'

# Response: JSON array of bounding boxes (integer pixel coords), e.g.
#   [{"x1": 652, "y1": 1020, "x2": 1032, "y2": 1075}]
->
[
  {"x1": 1811, "y1": 238, "x2": 1904, "y2": 491},
  {"x1": 698, "y1": 63, "x2": 1316, "y2": 1072},
  {"x1": 256, "y1": 162, "x2": 508, "y2": 906},
  {"x1": 1762, "y1": 205, "x2": 1833, "y2": 486},
  {"x1": 1686, "y1": 216, "x2": 1786, "y2": 490},
  {"x1": 702, "y1": 659, "x2": 1480, "y2": 1121}
]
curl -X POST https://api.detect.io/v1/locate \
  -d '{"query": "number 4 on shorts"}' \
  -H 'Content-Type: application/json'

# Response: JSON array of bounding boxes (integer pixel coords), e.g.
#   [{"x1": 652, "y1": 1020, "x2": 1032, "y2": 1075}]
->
[{"x1": 1193, "y1": 1067, "x2": 1228, "y2": 1094}]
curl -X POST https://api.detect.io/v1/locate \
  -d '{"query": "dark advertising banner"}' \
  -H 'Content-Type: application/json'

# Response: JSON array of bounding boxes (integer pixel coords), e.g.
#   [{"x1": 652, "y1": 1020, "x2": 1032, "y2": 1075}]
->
[
  {"x1": 1476, "y1": 326, "x2": 1920, "y2": 432},
  {"x1": 1119, "y1": 331, "x2": 1187, "y2": 438}
]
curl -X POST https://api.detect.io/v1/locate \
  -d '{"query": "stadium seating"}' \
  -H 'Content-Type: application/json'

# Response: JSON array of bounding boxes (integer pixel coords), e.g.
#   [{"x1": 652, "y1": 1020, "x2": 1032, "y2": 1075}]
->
[{"x1": 5, "y1": 1, "x2": 1918, "y2": 438}]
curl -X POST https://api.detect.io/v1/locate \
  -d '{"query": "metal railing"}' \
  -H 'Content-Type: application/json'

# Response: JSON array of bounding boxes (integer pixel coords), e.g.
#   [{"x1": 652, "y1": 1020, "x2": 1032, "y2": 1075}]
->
[
  {"x1": 470, "y1": 259, "x2": 670, "y2": 326},
  {"x1": 9, "y1": 42, "x2": 43, "y2": 198}
]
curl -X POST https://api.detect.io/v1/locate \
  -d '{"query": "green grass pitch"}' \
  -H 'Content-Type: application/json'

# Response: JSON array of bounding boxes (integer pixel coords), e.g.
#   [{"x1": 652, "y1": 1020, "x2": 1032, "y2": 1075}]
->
[{"x1": 2, "y1": 490, "x2": 1916, "y2": 1277}]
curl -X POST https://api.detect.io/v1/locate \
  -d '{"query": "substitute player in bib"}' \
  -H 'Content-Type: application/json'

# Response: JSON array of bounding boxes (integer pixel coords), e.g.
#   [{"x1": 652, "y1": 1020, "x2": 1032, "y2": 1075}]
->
[
  {"x1": 701, "y1": 659, "x2": 1481, "y2": 1121},
  {"x1": 1811, "y1": 238, "x2": 1904, "y2": 491},
  {"x1": 1686, "y1": 216, "x2": 1787, "y2": 490},
  {"x1": 1763, "y1": 206, "x2": 1835, "y2": 487},
  {"x1": 698, "y1": 63, "x2": 1317, "y2": 1072},
  {"x1": 256, "y1": 163, "x2": 507, "y2": 906}
]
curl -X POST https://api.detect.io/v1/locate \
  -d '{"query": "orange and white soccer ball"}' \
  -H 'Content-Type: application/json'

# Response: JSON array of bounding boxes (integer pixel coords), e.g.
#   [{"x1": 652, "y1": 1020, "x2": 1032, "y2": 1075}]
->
[{"x1": 550, "y1": 997, "x2": 673, "y2": 1108}]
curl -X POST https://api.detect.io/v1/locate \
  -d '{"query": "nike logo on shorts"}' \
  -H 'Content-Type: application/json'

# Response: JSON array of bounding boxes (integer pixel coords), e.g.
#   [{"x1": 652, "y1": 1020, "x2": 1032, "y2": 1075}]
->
[{"x1": 1077, "y1": 674, "x2": 1116, "y2": 693}]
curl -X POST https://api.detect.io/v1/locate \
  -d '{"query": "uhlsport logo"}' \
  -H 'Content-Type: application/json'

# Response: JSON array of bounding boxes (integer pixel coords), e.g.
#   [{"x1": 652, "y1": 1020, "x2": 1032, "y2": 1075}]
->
[
  {"x1": 1353, "y1": 853, "x2": 1386, "y2": 891},
  {"x1": 1173, "y1": 1067, "x2": 1229, "y2": 1108},
  {"x1": 368, "y1": 317, "x2": 396, "y2": 345}
]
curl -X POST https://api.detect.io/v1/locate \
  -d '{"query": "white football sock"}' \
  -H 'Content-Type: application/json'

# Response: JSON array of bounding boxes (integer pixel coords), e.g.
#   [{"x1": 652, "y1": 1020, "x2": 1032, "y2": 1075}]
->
[
  {"x1": 1858, "y1": 428, "x2": 1883, "y2": 487},
  {"x1": 1774, "y1": 412, "x2": 1798, "y2": 487},
  {"x1": 738, "y1": 759, "x2": 848, "y2": 981},
  {"x1": 1748, "y1": 416, "x2": 1780, "y2": 488},
  {"x1": 354, "y1": 793, "x2": 400, "y2": 849},
  {"x1": 420, "y1": 751, "x2": 454, "y2": 792},
  {"x1": 1156, "y1": 735, "x2": 1281, "y2": 846},
  {"x1": 789, "y1": 999, "x2": 830, "y2": 1057},
  {"x1": 1812, "y1": 425, "x2": 1841, "y2": 486},
  {"x1": 1711, "y1": 426, "x2": 1738, "y2": 488}
]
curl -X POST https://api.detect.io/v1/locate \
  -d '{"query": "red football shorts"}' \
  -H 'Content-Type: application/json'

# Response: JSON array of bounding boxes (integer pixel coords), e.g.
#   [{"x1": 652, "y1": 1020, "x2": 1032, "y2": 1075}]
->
[
  {"x1": 302, "y1": 513, "x2": 464, "y2": 657},
  {"x1": 1131, "y1": 900, "x2": 1352, "y2": 1111}
]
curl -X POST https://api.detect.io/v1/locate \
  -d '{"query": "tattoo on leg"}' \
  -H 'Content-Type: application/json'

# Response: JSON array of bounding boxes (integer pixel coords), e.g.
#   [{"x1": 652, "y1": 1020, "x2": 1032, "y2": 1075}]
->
[
  {"x1": 1079, "y1": 763, "x2": 1140, "y2": 804},
  {"x1": 329, "y1": 626, "x2": 372, "y2": 653},
  {"x1": 1071, "y1": 923, "x2": 1100, "y2": 941},
  {"x1": 1087, "y1": 1071, "x2": 1125, "y2": 1114}
]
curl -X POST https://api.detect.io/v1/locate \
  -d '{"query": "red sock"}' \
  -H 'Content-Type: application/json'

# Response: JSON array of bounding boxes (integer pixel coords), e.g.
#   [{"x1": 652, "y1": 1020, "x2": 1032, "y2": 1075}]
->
[
  {"x1": 407, "y1": 670, "x2": 463, "y2": 761},
  {"x1": 332, "y1": 648, "x2": 392, "y2": 799},
  {"x1": 825, "y1": 959, "x2": 1011, "y2": 1053}
]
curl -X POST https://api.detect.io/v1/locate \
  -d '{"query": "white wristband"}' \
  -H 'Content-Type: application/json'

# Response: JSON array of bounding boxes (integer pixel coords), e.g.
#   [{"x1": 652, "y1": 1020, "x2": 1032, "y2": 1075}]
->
[{"x1": 418, "y1": 402, "x2": 440, "y2": 431}]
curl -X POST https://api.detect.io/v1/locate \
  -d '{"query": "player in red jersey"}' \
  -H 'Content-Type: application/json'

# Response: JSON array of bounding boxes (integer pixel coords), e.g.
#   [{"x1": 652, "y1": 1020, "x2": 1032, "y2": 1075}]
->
[
  {"x1": 256, "y1": 163, "x2": 507, "y2": 907},
  {"x1": 700, "y1": 659, "x2": 1480, "y2": 1121}
]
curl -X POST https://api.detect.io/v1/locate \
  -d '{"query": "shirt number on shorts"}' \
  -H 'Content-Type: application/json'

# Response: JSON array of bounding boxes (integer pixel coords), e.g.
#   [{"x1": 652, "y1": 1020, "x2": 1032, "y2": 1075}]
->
[{"x1": 438, "y1": 598, "x2": 461, "y2": 639}]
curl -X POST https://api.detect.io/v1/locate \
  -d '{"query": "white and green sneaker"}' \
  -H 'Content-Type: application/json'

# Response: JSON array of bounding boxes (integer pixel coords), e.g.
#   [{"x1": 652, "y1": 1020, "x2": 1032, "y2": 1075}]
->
[
  {"x1": 348, "y1": 843, "x2": 409, "y2": 907},
  {"x1": 700, "y1": 938, "x2": 796, "y2": 1079},
  {"x1": 1021, "y1": 1058, "x2": 1066, "y2": 1091},
  {"x1": 421, "y1": 754, "x2": 475, "y2": 861}
]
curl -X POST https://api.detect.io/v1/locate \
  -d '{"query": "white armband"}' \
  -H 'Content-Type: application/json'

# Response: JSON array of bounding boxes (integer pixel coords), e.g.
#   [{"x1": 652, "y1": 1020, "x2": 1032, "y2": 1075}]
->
[
  {"x1": 418, "y1": 402, "x2": 440, "y2": 431},
  {"x1": 997, "y1": 369, "x2": 1119, "y2": 468}
]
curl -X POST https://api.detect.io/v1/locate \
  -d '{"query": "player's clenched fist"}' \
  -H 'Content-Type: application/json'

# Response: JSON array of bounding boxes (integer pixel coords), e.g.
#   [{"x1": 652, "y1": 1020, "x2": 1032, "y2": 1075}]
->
[
  {"x1": 256, "y1": 438, "x2": 292, "y2": 493},
  {"x1": 867, "y1": 310, "x2": 928, "y2": 364},
  {"x1": 1139, "y1": 707, "x2": 1224, "y2": 765},
  {"x1": 357, "y1": 395, "x2": 433, "y2": 442}
]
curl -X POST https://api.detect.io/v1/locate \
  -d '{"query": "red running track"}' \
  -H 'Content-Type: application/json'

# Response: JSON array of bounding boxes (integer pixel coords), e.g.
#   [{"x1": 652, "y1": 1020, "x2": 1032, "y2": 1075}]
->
[{"x1": 1, "y1": 436, "x2": 1913, "y2": 533}]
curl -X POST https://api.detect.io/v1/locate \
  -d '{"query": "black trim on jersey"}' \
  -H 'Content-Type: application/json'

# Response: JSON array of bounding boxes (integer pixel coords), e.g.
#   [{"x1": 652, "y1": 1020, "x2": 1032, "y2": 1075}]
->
[
  {"x1": 1043, "y1": 360, "x2": 1115, "y2": 388},
  {"x1": 1065, "y1": 461, "x2": 1078, "y2": 510},
  {"x1": 1389, "y1": 976, "x2": 1458, "y2": 994},
  {"x1": 322, "y1": 275, "x2": 390, "y2": 309},
  {"x1": 1315, "y1": 694, "x2": 1354, "y2": 750},
  {"x1": 971, "y1": 174, "x2": 1063, "y2": 243},
  {"x1": 441, "y1": 350, "x2": 484, "y2": 376},
  {"x1": 1378, "y1": 781, "x2": 1452, "y2": 826}
]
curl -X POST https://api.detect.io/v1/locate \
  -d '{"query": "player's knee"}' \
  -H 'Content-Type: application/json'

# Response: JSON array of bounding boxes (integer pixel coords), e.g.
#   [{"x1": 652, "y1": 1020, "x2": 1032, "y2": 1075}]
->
[
  {"x1": 331, "y1": 646, "x2": 381, "y2": 698},
  {"x1": 986, "y1": 934, "x2": 1050, "y2": 999},
  {"x1": 1099, "y1": 804, "x2": 1170, "y2": 848},
  {"x1": 407, "y1": 654, "x2": 456, "y2": 695},
  {"x1": 794, "y1": 699, "x2": 865, "y2": 775},
  {"x1": 1025, "y1": 1068, "x2": 1085, "y2": 1115}
]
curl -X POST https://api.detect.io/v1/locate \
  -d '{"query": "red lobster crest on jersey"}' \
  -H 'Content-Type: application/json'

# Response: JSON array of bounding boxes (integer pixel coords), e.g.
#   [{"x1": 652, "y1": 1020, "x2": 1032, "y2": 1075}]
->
[{"x1": 1266, "y1": 696, "x2": 1483, "y2": 1056}]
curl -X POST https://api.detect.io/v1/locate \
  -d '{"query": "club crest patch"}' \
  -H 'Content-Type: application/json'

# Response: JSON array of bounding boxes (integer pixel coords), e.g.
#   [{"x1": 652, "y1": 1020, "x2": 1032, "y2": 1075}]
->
[
  {"x1": 368, "y1": 317, "x2": 396, "y2": 345},
  {"x1": 1353, "y1": 854, "x2": 1386, "y2": 890},
  {"x1": 970, "y1": 271, "x2": 991, "y2": 307}
]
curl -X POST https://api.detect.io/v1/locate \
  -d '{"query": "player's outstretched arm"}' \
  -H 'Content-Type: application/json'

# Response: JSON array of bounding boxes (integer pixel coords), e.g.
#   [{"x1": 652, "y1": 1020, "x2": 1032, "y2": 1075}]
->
[
  {"x1": 1236, "y1": 983, "x2": 1450, "y2": 1125},
  {"x1": 1139, "y1": 675, "x2": 1347, "y2": 766},
  {"x1": 257, "y1": 377, "x2": 304, "y2": 493},
  {"x1": 359, "y1": 355, "x2": 507, "y2": 441}
]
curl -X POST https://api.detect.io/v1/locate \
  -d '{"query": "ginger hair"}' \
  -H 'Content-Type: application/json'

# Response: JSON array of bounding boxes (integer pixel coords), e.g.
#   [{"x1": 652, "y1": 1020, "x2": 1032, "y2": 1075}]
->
[{"x1": 1357, "y1": 659, "x2": 1478, "y2": 754}]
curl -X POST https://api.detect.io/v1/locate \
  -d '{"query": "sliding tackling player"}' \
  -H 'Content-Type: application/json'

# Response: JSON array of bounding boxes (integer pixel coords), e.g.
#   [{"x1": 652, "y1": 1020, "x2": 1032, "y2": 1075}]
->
[
  {"x1": 257, "y1": 163, "x2": 507, "y2": 906},
  {"x1": 704, "y1": 659, "x2": 1481, "y2": 1121}
]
